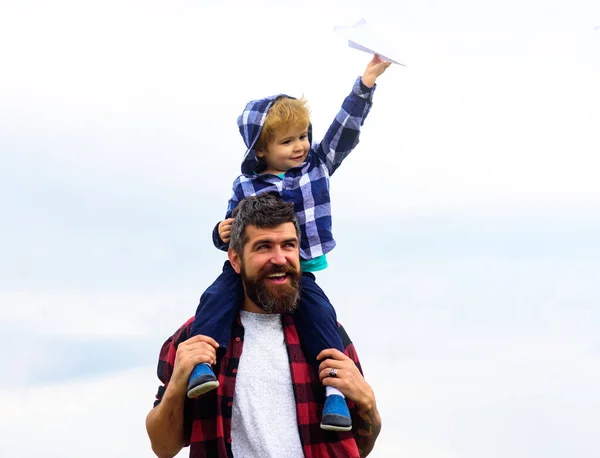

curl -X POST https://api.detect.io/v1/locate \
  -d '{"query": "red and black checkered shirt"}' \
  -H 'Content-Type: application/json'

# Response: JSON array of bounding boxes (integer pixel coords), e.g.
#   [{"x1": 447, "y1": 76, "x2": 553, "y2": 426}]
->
[{"x1": 153, "y1": 313, "x2": 363, "y2": 458}]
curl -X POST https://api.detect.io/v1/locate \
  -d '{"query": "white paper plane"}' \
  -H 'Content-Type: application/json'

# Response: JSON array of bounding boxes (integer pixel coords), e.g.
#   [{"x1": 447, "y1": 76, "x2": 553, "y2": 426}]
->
[
  {"x1": 334, "y1": 18, "x2": 406, "y2": 66},
  {"x1": 347, "y1": 40, "x2": 405, "y2": 66}
]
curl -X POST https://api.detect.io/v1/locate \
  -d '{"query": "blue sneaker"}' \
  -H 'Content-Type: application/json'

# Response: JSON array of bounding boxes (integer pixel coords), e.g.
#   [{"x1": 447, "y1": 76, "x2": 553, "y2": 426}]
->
[
  {"x1": 187, "y1": 363, "x2": 219, "y2": 398},
  {"x1": 320, "y1": 394, "x2": 352, "y2": 431}
]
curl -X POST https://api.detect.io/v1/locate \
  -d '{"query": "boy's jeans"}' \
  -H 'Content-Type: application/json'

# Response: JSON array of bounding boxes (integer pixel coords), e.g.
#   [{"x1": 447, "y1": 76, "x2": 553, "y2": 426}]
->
[{"x1": 189, "y1": 261, "x2": 344, "y2": 372}]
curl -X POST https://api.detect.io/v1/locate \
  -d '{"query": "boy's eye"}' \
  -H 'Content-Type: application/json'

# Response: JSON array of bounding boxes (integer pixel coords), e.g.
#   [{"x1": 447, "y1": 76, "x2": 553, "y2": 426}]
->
[
  {"x1": 299, "y1": 134, "x2": 307, "y2": 140},
  {"x1": 282, "y1": 139, "x2": 292, "y2": 145}
]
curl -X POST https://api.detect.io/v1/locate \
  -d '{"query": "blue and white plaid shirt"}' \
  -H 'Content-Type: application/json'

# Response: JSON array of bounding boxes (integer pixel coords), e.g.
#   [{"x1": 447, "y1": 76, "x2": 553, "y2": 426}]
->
[{"x1": 213, "y1": 77, "x2": 376, "y2": 261}]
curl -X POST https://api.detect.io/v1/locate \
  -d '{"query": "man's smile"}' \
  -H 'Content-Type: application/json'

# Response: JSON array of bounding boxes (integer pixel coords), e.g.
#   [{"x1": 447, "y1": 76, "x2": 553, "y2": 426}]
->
[{"x1": 265, "y1": 272, "x2": 289, "y2": 284}]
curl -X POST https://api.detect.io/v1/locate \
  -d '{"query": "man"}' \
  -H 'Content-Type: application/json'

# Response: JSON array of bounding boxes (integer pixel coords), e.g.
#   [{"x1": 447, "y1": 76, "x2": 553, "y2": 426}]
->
[{"x1": 146, "y1": 193, "x2": 382, "y2": 458}]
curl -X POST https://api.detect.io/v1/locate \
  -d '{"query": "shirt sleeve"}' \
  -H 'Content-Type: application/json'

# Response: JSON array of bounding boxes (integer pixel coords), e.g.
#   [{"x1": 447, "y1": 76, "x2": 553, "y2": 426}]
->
[
  {"x1": 312, "y1": 77, "x2": 376, "y2": 176},
  {"x1": 338, "y1": 323, "x2": 367, "y2": 434},
  {"x1": 212, "y1": 221, "x2": 228, "y2": 251},
  {"x1": 338, "y1": 324, "x2": 364, "y2": 375},
  {"x1": 152, "y1": 319, "x2": 195, "y2": 445}
]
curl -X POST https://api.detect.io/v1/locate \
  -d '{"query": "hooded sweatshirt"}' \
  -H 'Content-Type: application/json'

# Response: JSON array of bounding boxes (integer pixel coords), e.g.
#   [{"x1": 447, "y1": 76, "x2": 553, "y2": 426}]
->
[{"x1": 212, "y1": 77, "x2": 376, "y2": 264}]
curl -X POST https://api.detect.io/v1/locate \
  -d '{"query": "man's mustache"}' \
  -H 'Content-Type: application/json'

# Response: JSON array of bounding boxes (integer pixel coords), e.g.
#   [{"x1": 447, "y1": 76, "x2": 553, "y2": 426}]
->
[{"x1": 258, "y1": 263, "x2": 299, "y2": 278}]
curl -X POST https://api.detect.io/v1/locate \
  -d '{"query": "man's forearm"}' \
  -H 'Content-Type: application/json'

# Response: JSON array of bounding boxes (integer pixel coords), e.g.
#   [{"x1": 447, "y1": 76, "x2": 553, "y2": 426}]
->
[
  {"x1": 146, "y1": 386, "x2": 187, "y2": 458},
  {"x1": 354, "y1": 404, "x2": 382, "y2": 457}
]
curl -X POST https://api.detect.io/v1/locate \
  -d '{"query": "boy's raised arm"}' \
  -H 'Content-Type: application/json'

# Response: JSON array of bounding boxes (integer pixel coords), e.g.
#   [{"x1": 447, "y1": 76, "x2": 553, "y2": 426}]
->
[
  {"x1": 314, "y1": 55, "x2": 390, "y2": 175},
  {"x1": 360, "y1": 54, "x2": 392, "y2": 89}
]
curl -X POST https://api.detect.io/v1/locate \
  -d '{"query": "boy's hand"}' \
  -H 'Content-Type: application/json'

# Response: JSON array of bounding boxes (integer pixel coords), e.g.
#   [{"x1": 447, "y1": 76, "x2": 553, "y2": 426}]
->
[
  {"x1": 361, "y1": 54, "x2": 392, "y2": 88},
  {"x1": 218, "y1": 218, "x2": 235, "y2": 243}
]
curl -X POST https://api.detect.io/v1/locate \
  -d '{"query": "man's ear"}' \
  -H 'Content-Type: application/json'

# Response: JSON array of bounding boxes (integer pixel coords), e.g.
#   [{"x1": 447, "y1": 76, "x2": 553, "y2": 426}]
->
[{"x1": 228, "y1": 248, "x2": 242, "y2": 274}]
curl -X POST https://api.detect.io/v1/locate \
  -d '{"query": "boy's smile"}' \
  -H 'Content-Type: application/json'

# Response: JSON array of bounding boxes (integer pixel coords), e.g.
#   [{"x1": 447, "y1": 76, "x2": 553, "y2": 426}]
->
[{"x1": 256, "y1": 125, "x2": 310, "y2": 175}]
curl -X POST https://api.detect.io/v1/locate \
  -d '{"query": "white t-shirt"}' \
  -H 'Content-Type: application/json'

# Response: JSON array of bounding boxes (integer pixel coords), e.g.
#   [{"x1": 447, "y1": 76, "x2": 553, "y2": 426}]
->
[{"x1": 231, "y1": 310, "x2": 304, "y2": 458}]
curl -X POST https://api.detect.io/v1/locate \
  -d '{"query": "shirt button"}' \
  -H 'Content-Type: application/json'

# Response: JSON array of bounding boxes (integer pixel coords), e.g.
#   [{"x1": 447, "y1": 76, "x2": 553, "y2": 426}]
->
[
  {"x1": 227, "y1": 438, "x2": 232, "y2": 443},
  {"x1": 228, "y1": 401, "x2": 232, "y2": 407},
  {"x1": 235, "y1": 337, "x2": 241, "y2": 342},
  {"x1": 232, "y1": 369, "x2": 237, "y2": 374}
]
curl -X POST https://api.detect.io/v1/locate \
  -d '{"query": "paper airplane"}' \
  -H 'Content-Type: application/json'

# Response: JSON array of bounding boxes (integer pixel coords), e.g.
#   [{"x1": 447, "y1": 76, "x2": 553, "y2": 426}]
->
[
  {"x1": 347, "y1": 40, "x2": 405, "y2": 66},
  {"x1": 334, "y1": 18, "x2": 406, "y2": 66}
]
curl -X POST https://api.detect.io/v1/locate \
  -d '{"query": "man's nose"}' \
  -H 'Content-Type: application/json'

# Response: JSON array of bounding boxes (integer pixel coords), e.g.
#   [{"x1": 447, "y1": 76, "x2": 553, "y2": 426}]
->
[{"x1": 269, "y1": 247, "x2": 287, "y2": 265}]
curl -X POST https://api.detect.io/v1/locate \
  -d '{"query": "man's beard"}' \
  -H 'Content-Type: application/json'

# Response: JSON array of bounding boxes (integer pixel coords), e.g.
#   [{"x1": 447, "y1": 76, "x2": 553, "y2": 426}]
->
[{"x1": 241, "y1": 262, "x2": 301, "y2": 314}]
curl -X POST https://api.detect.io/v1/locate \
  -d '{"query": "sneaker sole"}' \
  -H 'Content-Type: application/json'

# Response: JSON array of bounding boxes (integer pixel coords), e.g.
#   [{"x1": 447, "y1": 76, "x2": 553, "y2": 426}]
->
[
  {"x1": 187, "y1": 380, "x2": 219, "y2": 399},
  {"x1": 320, "y1": 422, "x2": 352, "y2": 432}
]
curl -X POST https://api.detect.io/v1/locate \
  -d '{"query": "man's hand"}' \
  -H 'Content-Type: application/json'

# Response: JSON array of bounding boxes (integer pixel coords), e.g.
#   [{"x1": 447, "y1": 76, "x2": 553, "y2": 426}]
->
[
  {"x1": 317, "y1": 348, "x2": 375, "y2": 412},
  {"x1": 218, "y1": 218, "x2": 235, "y2": 244},
  {"x1": 168, "y1": 335, "x2": 219, "y2": 397},
  {"x1": 318, "y1": 348, "x2": 382, "y2": 457},
  {"x1": 146, "y1": 334, "x2": 219, "y2": 458},
  {"x1": 361, "y1": 54, "x2": 392, "y2": 88}
]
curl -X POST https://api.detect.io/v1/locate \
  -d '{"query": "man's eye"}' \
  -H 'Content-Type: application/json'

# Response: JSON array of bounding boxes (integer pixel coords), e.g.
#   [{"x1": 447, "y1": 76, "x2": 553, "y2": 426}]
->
[{"x1": 257, "y1": 244, "x2": 269, "y2": 251}]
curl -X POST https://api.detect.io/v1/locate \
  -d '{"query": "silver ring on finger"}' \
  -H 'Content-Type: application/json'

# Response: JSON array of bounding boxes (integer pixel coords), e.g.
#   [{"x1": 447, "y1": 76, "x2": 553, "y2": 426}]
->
[{"x1": 329, "y1": 368, "x2": 338, "y2": 378}]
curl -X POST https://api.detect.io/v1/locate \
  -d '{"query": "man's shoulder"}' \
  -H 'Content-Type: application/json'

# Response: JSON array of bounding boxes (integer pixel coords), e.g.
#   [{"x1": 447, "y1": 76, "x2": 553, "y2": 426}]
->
[
  {"x1": 336, "y1": 322, "x2": 353, "y2": 349},
  {"x1": 162, "y1": 317, "x2": 195, "y2": 351},
  {"x1": 336, "y1": 322, "x2": 362, "y2": 370},
  {"x1": 155, "y1": 317, "x2": 196, "y2": 387},
  {"x1": 178, "y1": 316, "x2": 195, "y2": 338},
  {"x1": 179, "y1": 316, "x2": 195, "y2": 332}
]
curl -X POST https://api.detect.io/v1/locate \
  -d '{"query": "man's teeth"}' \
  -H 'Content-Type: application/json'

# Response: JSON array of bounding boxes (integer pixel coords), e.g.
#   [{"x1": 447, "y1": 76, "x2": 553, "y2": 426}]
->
[{"x1": 267, "y1": 273, "x2": 286, "y2": 278}]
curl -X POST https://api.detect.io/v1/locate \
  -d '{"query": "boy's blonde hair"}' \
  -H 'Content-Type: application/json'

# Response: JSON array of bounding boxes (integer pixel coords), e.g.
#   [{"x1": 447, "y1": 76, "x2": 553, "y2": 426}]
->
[{"x1": 255, "y1": 97, "x2": 310, "y2": 153}]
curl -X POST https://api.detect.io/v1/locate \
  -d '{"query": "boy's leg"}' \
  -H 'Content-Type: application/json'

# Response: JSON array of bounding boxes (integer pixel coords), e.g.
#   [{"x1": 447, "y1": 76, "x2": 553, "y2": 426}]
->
[
  {"x1": 187, "y1": 261, "x2": 243, "y2": 398},
  {"x1": 190, "y1": 261, "x2": 243, "y2": 347},
  {"x1": 294, "y1": 273, "x2": 351, "y2": 432},
  {"x1": 294, "y1": 273, "x2": 345, "y2": 367}
]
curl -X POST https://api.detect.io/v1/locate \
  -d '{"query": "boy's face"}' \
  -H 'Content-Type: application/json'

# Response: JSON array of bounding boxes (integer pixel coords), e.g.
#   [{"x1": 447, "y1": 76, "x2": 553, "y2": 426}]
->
[{"x1": 256, "y1": 125, "x2": 310, "y2": 174}]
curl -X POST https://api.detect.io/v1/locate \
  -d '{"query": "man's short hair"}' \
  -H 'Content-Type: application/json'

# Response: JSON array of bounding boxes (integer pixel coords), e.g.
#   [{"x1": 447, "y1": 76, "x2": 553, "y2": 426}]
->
[{"x1": 229, "y1": 193, "x2": 300, "y2": 255}]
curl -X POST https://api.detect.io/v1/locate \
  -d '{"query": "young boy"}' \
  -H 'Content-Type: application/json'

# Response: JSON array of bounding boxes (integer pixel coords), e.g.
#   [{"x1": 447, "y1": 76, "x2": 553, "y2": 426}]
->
[{"x1": 188, "y1": 55, "x2": 390, "y2": 431}]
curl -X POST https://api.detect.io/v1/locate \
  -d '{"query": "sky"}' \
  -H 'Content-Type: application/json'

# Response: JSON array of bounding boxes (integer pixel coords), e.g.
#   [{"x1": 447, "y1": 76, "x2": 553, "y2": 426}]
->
[{"x1": 1, "y1": 0, "x2": 599, "y2": 456}]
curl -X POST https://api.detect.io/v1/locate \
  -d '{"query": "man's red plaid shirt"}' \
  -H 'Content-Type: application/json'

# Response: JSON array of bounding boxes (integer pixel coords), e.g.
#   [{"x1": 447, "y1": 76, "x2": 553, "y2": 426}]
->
[{"x1": 153, "y1": 313, "x2": 364, "y2": 458}]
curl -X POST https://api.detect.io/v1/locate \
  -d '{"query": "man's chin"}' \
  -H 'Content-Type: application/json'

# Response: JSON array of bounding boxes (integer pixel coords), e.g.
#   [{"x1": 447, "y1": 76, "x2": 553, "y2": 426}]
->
[
  {"x1": 263, "y1": 280, "x2": 292, "y2": 295},
  {"x1": 255, "y1": 279, "x2": 299, "y2": 313},
  {"x1": 241, "y1": 268, "x2": 301, "y2": 314}
]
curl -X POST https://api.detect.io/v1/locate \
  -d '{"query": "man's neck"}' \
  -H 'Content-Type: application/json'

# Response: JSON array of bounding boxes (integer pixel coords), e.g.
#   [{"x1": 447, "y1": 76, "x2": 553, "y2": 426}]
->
[{"x1": 242, "y1": 296, "x2": 269, "y2": 314}]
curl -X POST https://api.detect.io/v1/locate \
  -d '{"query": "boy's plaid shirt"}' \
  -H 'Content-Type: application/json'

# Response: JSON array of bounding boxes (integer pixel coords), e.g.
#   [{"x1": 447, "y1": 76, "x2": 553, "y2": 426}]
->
[
  {"x1": 154, "y1": 314, "x2": 363, "y2": 458},
  {"x1": 213, "y1": 78, "x2": 376, "y2": 261}
]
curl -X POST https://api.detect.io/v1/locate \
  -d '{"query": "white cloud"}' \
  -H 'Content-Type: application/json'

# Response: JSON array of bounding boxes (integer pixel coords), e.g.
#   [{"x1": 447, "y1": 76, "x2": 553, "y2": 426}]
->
[
  {"x1": 3, "y1": 0, "x2": 599, "y2": 210},
  {"x1": 2, "y1": 0, "x2": 600, "y2": 456},
  {"x1": 0, "y1": 366, "x2": 157, "y2": 458},
  {"x1": 1, "y1": 323, "x2": 597, "y2": 457},
  {"x1": 0, "y1": 291, "x2": 193, "y2": 338}
]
